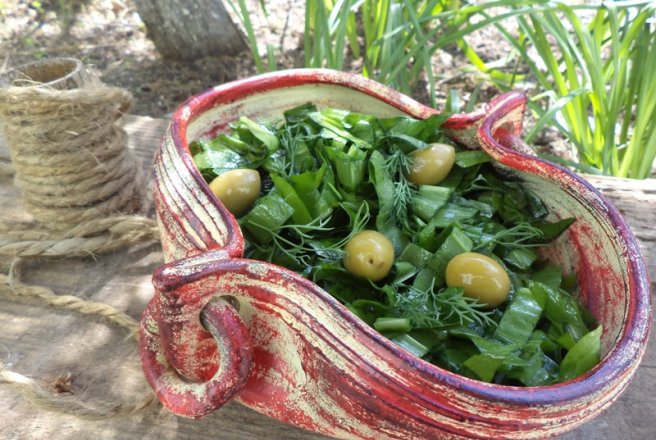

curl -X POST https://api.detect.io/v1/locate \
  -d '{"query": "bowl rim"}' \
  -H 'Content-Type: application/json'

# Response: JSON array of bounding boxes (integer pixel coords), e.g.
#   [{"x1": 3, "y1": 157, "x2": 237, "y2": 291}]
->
[{"x1": 167, "y1": 68, "x2": 652, "y2": 406}]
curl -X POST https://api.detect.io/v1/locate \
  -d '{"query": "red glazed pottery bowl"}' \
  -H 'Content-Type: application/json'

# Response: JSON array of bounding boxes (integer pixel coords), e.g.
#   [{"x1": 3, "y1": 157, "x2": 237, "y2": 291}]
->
[{"x1": 139, "y1": 69, "x2": 651, "y2": 439}]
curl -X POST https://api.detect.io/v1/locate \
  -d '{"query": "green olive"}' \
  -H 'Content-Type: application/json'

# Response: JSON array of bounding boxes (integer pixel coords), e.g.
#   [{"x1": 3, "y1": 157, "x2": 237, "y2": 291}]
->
[
  {"x1": 208, "y1": 169, "x2": 261, "y2": 216},
  {"x1": 408, "y1": 143, "x2": 456, "y2": 185},
  {"x1": 445, "y1": 252, "x2": 511, "y2": 308},
  {"x1": 343, "y1": 230, "x2": 395, "y2": 281}
]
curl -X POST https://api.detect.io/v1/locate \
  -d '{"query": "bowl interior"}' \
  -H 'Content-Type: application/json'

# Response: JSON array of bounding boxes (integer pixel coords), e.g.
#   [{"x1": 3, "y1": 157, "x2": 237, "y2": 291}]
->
[
  {"x1": 187, "y1": 83, "x2": 409, "y2": 142},
  {"x1": 511, "y1": 172, "x2": 628, "y2": 356},
  {"x1": 180, "y1": 81, "x2": 638, "y2": 367}
]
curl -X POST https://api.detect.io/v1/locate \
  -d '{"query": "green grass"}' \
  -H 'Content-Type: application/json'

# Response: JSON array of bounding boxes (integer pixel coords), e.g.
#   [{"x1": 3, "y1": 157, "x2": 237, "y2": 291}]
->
[{"x1": 467, "y1": 0, "x2": 656, "y2": 178}]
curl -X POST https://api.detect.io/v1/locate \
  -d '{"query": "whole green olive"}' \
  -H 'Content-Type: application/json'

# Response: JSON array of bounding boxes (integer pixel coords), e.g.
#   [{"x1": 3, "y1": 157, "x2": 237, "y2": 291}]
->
[
  {"x1": 209, "y1": 169, "x2": 261, "y2": 216},
  {"x1": 445, "y1": 252, "x2": 511, "y2": 308},
  {"x1": 407, "y1": 143, "x2": 456, "y2": 185},
  {"x1": 343, "y1": 230, "x2": 395, "y2": 281}
]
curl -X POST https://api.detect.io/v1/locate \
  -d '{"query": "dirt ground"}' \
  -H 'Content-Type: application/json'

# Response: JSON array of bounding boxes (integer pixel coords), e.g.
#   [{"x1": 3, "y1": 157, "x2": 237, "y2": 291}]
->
[{"x1": 1, "y1": 0, "x2": 254, "y2": 116}]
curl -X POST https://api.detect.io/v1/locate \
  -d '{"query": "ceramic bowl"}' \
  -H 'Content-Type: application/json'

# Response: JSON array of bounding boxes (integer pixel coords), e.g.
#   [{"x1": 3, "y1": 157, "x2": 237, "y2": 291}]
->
[{"x1": 139, "y1": 69, "x2": 651, "y2": 439}]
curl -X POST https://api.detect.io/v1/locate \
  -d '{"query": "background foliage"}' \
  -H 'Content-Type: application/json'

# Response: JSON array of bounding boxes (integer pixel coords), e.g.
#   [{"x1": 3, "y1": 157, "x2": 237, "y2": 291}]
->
[{"x1": 230, "y1": 0, "x2": 656, "y2": 178}]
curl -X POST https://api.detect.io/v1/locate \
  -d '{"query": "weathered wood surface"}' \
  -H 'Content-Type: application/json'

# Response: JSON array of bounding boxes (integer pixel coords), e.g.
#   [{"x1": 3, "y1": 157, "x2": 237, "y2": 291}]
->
[{"x1": 0, "y1": 115, "x2": 653, "y2": 440}]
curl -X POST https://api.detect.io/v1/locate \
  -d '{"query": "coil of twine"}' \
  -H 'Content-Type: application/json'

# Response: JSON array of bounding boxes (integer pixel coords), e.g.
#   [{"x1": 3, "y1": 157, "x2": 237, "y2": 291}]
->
[
  {"x1": 0, "y1": 58, "x2": 158, "y2": 418},
  {"x1": 0, "y1": 58, "x2": 150, "y2": 237}
]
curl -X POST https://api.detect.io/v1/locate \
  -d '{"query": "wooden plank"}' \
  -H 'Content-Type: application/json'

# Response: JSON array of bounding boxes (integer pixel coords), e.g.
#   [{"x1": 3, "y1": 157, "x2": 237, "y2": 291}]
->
[{"x1": 0, "y1": 115, "x2": 653, "y2": 440}]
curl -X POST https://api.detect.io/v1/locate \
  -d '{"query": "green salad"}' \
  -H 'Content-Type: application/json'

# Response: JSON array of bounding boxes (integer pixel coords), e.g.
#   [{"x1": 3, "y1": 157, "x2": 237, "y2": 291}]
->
[{"x1": 191, "y1": 104, "x2": 602, "y2": 386}]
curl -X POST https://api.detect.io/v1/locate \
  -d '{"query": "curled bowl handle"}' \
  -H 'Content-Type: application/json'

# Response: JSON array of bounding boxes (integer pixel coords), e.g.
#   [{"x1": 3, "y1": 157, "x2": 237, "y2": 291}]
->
[{"x1": 140, "y1": 277, "x2": 253, "y2": 418}]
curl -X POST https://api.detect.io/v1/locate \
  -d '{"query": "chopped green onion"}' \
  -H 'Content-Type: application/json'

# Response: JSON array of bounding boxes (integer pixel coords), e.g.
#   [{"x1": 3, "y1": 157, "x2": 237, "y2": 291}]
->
[
  {"x1": 559, "y1": 326, "x2": 602, "y2": 382},
  {"x1": 240, "y1": 192, "x2": 294, "y2": 243},
  {"x1": 374, "y1": 317, "x2": 413, "y2": 333}
]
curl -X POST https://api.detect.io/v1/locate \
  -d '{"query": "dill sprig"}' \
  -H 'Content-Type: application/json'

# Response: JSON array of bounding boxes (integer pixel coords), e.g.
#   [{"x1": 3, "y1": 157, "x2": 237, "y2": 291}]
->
[
  {"x1": 266, "y1": 127, "x2": 299, "y2": 176},
  {"x1": 392, "y1": 281, "x2": 496, "y2": 329},
  {"x1": 475, "y1": 222, "x2": 546, "y2": 251},
  {"x1": 246, "y1": 216, "x2": 333, "y2": 266},
  {"x1": 334, "y1": 201, "x2": 371, "y2": 248},
  {"x1": 383, "y1": 147, "x2": 416, "y2": 229},
  {"x1": 246, "y1": 202, "x2": 370, "y2": 268}
]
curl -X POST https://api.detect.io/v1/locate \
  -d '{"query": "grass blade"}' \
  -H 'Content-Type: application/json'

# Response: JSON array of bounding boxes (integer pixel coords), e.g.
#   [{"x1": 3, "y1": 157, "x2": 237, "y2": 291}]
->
[
  {"x1": 526, "y1": 88, "x2": 590, "y2": 144},
  {"x1": 227, "y1": 0, "x2": 266, "y2": 73}
]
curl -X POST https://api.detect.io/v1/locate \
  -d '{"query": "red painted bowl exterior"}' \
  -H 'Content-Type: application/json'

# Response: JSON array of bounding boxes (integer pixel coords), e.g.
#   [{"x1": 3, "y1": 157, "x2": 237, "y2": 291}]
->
[{"x1": 139, "y1": 69, "x2": 651, "y2": 439}]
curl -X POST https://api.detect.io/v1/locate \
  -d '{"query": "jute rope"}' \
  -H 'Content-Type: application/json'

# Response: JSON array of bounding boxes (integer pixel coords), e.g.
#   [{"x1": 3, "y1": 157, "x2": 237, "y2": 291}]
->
[
  {"x1": 0, "y1": 78, "x2": 148, "y2": 234},
  {"x1": 0, "y1": 157, "x2": 13, "y2": 177},
  {"x1": 0, "y1": 259, "x2": 158, "y2": 419},
  {"x1": 0, "y1": 215, "x2": 159, "y2": 258},
  {"x1": 0, "y1": 368, "x2": 156, "y2": 420},
  {"x1": 4, "y1": 258, "x2": 140, "y2": 332},
  {"x1": 0, "y1": 60, "x2": 160, "y2": 419},
  {"x1": 0, "y1": 260, "x2": 157, "y2": 419}
]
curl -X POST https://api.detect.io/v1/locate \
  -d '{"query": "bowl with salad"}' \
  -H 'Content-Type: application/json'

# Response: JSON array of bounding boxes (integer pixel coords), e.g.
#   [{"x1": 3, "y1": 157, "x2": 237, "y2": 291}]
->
[{"x1": 139, "y1": 69, "x2": 651, "y2": 439}]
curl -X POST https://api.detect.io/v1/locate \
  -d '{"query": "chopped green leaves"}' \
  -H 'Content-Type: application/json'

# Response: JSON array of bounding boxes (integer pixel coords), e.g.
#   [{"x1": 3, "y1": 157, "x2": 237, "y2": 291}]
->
[
  {"x1": 559, "y1": 325, "x2": 602, "y2": 382},
  {"x1": 455, "y1": 150, "x2": 492, "y2": 168},
  {"x1": 240, "y1": 192, "x2": 294, "y2": 243},
  {"x1": 493, "y1": 287, "x2": 546, "y2": 346},
  {"x1": 190, "y1": 139, "x2": 250, "y2": 181},
  {"x1": 193, "y1": 104, "x2": 598, "y2": 387}
]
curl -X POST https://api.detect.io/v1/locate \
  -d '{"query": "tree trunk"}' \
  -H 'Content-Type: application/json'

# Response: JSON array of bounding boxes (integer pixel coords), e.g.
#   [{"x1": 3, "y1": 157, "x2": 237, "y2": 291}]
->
[{"x1": 134, "y1": 0, "x2": 249, "y2": 61}]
